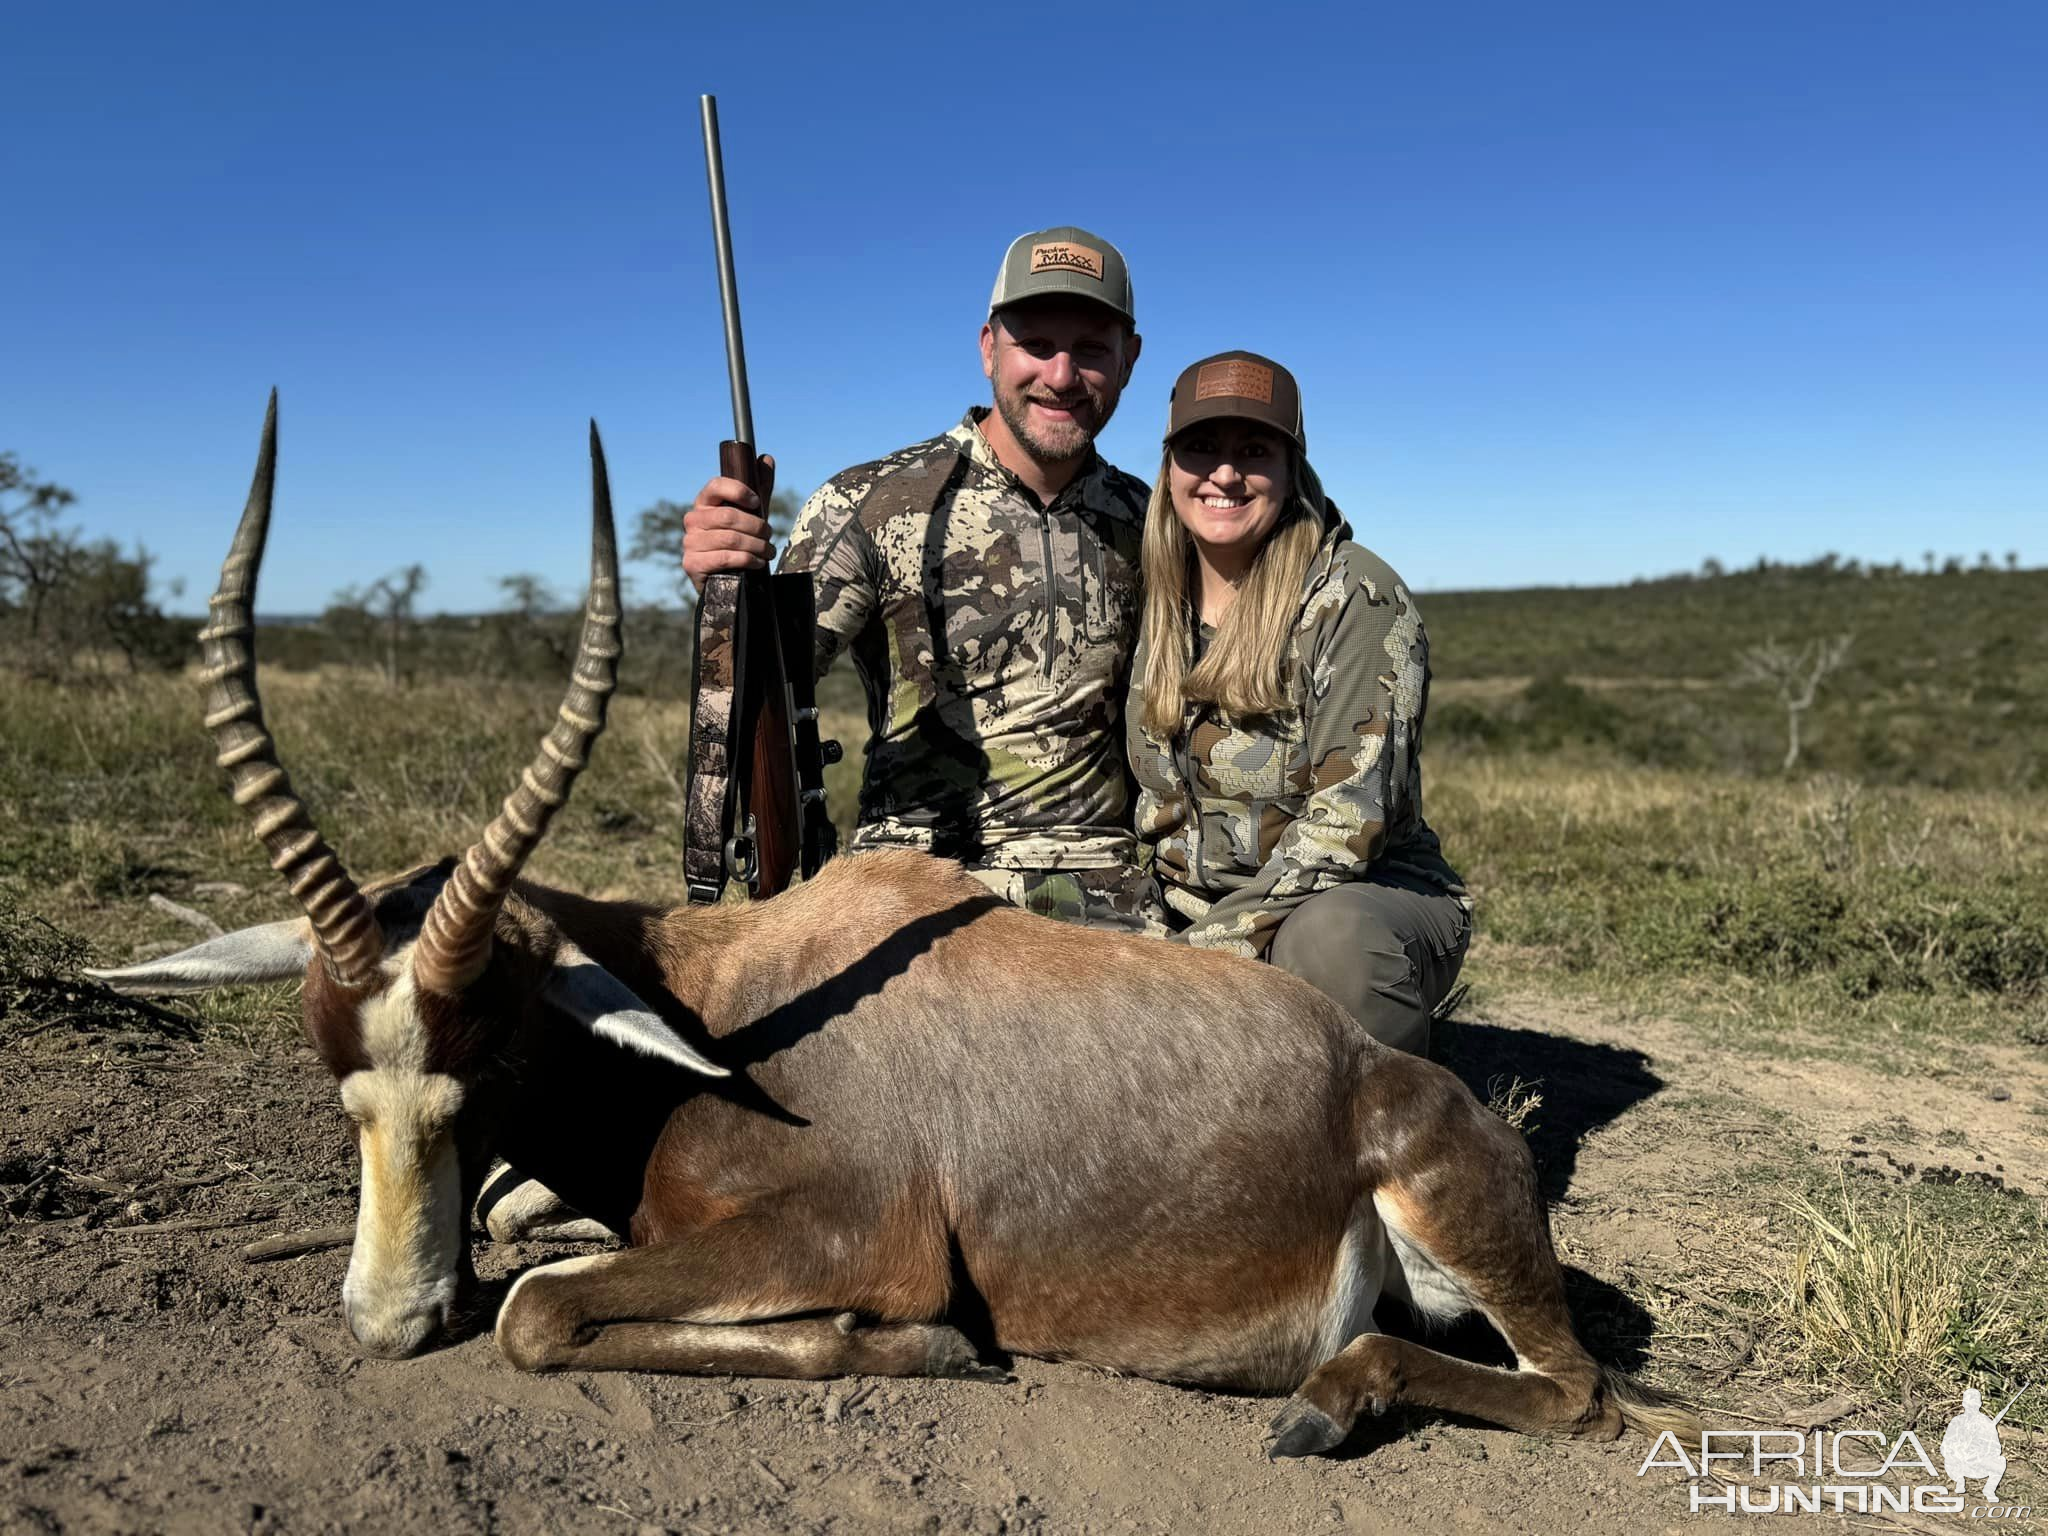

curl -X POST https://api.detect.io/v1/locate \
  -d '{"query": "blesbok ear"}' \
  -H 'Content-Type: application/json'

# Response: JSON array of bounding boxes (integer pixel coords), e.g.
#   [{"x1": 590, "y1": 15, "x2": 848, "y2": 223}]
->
[
  {"x1": 83, "y1": 918, "x2": 315, "y2": 996},
  {"x1": 542, "y1": 944, "x2": 729, "y2": 1078}
]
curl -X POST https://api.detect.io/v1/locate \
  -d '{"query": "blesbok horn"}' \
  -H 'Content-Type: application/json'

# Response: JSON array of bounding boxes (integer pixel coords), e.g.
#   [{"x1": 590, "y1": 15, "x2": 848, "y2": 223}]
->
[
  {"x1": 198, "y1": 391, "x2": 384, "y2": 988},
  {"x1": 411, "y1": 422, "x2": 623, "y2": 996}
]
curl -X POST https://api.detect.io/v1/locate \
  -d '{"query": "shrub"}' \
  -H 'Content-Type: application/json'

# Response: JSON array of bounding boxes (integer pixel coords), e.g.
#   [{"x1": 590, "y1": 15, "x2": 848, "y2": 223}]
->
[
  {"x1": 1518, "y1": 675, "x2": 1626, "y2": 748},
  {"x1": 1698, "y1": 872, "x2": 1849, "y2": 978}
]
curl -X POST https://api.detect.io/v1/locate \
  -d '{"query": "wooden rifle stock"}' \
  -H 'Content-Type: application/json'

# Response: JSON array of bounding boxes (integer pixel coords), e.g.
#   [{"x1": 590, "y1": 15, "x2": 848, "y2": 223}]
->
[
  {"x1": 683, "y1": 96, "x2": 837, "y2": 905},
  {"x1": 682, "y1": 446, "x2": 831, "y2": 905},
  {"x1": 722, "y1": 442, "x2": 798, "y2": 896}
]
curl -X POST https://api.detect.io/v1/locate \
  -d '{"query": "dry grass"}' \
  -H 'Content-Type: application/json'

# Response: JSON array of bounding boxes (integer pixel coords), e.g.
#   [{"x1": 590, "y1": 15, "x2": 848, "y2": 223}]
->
[
  {"x1": 0, "y1": 664, "x2": 866, "y2": 935},
  {"x1": 1484, "y1": 1073, "x2": 1545, "y2": 1132},
  {"x1": 1770, "y1": 1171, "x2": 2047, "y2": 1430},
  {"x1": 1439, "y1": 755, "x2": 2044, "y2": 861}
]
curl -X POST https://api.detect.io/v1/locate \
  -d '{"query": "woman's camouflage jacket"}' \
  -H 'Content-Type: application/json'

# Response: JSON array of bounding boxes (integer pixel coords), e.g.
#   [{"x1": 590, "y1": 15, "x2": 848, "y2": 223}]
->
[{"x1": 1125, "y1": 508, "x2": 1467, "y2": 959}]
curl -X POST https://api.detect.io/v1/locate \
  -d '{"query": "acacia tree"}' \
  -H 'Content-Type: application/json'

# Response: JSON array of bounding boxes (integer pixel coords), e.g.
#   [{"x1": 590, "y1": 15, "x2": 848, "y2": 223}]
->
[
  {"x1": 479, "y1": 572, "x2": 574, "y2": 678},
  {"x1": 0, "y1": 454, "x2": 80, "y2": 656},
  {"x1": 69, "y1": 539, "x2": 186, "y2": 672},
  {"x1": 1, "y1": 453, "x2": 185, "y2": 676}
]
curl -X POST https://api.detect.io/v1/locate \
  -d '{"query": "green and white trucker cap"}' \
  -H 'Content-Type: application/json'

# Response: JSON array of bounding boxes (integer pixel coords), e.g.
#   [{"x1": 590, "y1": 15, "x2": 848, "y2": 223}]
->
[{"x1": 988, "y1": 225, "x2": 1135, "y2": 325}]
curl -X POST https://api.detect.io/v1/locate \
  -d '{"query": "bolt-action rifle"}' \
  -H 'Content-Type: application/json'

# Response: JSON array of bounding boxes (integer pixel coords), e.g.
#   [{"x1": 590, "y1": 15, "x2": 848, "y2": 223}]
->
[{"x1": 682, "y1": 95, "x2": 838, "y2": 904}]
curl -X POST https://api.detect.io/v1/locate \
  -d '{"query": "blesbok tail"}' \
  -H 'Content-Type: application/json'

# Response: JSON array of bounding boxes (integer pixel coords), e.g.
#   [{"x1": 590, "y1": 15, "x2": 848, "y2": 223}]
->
[{"x1": 1603, "y1": 1366, "x2": 1702, "y2": 1441}]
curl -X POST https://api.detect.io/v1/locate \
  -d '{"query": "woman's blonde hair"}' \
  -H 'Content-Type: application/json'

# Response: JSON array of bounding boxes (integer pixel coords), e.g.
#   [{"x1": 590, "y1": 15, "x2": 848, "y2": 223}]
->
[{"x1": 1138, "y1": 444, "x2": 1328, "y2": 738}]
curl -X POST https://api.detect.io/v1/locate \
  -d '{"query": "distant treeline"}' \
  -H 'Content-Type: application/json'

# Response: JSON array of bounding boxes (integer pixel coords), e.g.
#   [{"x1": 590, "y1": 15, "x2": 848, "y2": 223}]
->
[
  {"x1": 0, "y1": 450, "x2": 776, "y2": 692},
  {"x1": 250, "y1": 606, "x2": 700, "y2": 696}
]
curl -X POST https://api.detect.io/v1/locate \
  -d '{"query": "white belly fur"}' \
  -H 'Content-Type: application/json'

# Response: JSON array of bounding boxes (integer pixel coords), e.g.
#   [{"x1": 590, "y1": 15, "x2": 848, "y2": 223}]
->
[
  {"x1": 1373, "y1": 1191, "x2": 1478, "y2": 1327},
  {"x1": 1314, "y1": 1203, "x2": 1391, "y2": 1362}
]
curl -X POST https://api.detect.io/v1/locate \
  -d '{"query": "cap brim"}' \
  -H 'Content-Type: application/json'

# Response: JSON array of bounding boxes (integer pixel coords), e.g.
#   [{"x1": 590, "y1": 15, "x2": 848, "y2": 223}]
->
[{"x1": 990, "y1": 276, "x2": 1134, "y2": 324}]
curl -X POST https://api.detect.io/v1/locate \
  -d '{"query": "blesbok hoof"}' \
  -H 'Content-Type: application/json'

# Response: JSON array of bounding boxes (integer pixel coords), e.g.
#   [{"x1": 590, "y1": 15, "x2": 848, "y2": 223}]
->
[
  {"x1": 923, "y1": 1326, "x2": 1008, "y2": 1382},
  {"x1": 1265, "y1": 1398, "x2": 1348, "y2": 1460},
  {"x1": 477, "y1": 1165, "x2": 609, "y2": 1245}
]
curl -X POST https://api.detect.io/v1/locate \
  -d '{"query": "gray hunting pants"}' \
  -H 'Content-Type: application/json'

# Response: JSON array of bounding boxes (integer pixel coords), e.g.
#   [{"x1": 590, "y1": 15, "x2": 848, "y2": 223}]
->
[{"x1": 1269, "y1": 878, "x2": 1472, "y2": 1057}]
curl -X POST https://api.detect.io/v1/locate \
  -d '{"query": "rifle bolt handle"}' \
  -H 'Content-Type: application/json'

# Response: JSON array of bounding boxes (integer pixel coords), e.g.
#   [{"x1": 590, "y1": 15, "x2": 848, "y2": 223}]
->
[{"x1": 820, "y1": 739, "x2": 844, "y2": 765}]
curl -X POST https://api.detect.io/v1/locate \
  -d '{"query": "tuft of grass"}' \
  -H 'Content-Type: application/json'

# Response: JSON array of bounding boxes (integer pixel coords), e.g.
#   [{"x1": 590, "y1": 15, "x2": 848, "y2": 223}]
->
[
  {"x1": 1773, "y1": 1171, "x2": 2047, "y2": 1429},
  {"x1": 1485, "y1": 1073, "x2": 1545, "y2": 1133},
  {"x1": 0, "y1": 887, "x2": 90, "y2": 1009}
]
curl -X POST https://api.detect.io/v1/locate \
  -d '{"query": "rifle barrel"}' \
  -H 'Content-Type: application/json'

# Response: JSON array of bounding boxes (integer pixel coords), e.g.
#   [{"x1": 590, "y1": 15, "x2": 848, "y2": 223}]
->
[{"x1": 699, "y1": 94, "x2": 754, "y2": 448}]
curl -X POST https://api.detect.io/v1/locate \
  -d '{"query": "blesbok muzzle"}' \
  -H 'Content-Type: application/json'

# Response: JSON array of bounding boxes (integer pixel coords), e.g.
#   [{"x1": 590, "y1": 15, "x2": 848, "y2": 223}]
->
[{"x1": 339, "y1": 1067, "x2": 468, "y2": 1358}]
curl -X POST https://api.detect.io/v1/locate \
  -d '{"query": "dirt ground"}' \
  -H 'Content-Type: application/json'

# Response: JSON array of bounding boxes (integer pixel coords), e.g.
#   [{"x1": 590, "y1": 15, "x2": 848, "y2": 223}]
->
[{"x1": 4, "y1": 990, "x2": 2042, "y2": 1536}]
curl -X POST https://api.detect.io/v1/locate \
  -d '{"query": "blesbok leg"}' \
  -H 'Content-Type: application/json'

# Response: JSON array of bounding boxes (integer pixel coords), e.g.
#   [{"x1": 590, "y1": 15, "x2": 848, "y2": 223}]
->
[
  {"x1": 495, "y1": 1218, "x2": 990, "y2": 1380},
  {"x1": 475, "y1": 1163, "x2": 614, "y2": 1245},
  {"x1": 516, "y1": 1313, "x2": 1003, "y2": 1380},
  {"x1": 1269, "y1": 1062, "x2": 1618, "y2": 1457},
  {"x1": 1267, "y1": 1330, "x2": 1611, "y2": 1458}
]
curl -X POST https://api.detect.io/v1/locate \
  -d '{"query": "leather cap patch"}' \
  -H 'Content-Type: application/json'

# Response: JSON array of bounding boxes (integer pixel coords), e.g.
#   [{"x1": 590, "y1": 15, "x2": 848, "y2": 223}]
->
[
  {"x1": 1030, "y1": 241, "x2": 1104, "y2": 281},
  {"x1": 1194, "y1": 359, "x2": 1275, "y2": 404}
]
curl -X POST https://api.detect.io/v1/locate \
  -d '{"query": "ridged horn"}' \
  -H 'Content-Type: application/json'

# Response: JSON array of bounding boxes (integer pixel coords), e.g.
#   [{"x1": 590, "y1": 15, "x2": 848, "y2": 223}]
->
[
  {"x1": 412, "y1": 422, "x2": 622, "y2": 996},
  {"x1": 198, "y1": 392, "x2": 385, "y2": 988}
]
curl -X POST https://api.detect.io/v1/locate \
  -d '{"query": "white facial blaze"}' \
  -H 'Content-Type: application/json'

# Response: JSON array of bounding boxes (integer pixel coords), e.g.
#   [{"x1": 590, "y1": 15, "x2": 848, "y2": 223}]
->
[{"x1": 338, "y1": 960, "x2": 467, "y2": 1357}]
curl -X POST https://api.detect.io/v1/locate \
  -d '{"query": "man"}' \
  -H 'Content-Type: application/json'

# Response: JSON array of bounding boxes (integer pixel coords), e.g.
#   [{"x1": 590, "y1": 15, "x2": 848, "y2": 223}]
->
[{"x1": 683, "y1": 225, "x2": 1158, "y2": 930}]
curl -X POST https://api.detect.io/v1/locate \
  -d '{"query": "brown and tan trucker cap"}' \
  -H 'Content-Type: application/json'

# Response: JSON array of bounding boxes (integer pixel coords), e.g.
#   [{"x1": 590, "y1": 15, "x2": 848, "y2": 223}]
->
[
  {"x1": 1164, "y1": 350, "x2": 1305, "y2": 451},
  {"x1": 988, "y1": 226, "x2": 1135, "y2": 325}
]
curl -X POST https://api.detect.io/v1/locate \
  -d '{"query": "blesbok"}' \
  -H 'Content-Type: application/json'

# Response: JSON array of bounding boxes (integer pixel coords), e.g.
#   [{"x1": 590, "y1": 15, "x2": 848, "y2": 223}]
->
[{"x1": 91, "y1": 399, "x2": 1689, "y2": 1458}]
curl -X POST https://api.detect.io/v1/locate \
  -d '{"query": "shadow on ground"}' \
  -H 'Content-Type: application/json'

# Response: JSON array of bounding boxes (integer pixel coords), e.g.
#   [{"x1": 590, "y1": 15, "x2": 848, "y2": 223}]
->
[{"x1": 1436, "y1": 1017, "x2": 1665, "y2": 1203}]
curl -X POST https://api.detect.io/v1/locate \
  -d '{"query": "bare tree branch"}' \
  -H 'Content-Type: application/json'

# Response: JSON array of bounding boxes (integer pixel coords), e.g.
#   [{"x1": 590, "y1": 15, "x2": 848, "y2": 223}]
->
[{"x1": 1734, "y1": 632, "x2": 1854, "y2": 772}]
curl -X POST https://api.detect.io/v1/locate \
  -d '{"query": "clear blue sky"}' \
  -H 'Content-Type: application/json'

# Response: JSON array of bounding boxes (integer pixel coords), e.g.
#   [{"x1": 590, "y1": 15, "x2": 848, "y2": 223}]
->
[{"x1": 7, "y1": 1, "x2": 2043, "y2": 614}]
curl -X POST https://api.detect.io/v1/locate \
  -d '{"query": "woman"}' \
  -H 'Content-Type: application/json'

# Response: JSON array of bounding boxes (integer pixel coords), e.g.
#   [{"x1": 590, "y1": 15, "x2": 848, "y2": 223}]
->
[{"x1": 1127, "y1": 351, "x2": 1469, "y2": 1055}]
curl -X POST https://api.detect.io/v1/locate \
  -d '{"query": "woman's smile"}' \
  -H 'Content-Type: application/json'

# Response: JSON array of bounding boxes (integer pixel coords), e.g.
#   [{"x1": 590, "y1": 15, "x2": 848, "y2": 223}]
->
[{"x1": 1169, "y1": 421, "x2": 1293, "y2": 584}]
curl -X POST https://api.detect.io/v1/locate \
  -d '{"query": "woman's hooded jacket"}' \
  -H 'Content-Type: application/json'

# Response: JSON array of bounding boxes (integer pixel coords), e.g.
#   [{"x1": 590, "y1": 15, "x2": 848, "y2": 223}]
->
[{"x1": 1126, "y1": 500, "x2": 1467, "y2": 959}]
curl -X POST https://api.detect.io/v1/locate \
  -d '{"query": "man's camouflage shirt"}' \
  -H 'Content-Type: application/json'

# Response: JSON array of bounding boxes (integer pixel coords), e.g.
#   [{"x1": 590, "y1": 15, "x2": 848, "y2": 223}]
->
[
  {"x1": 1126, "y1": 509, "x2": 1468, "y2": 959},
  {"x1": 779, "y1": 409, "x2": 1148, "y2": 871}
]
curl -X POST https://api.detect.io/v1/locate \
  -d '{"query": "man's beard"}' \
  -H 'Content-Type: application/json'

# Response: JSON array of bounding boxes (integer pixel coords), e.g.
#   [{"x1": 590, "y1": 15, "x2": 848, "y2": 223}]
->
[{"x1": 993, "y1": 380, "x2": 1104, "y2": 466}]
